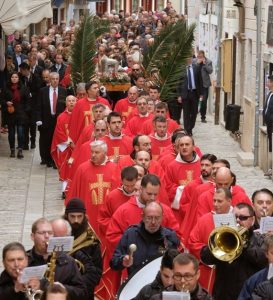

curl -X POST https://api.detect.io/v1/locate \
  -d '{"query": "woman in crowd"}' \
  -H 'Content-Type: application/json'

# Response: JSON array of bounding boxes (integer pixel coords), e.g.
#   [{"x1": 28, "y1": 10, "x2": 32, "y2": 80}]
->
[{"x1": 1, "y1": 72, "x2": 30, "y2": 158}]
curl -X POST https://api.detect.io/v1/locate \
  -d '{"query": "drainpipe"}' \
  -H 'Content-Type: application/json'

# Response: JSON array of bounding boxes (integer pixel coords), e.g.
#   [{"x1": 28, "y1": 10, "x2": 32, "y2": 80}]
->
[{"x1": 254, "y1": 0, "x2": 261, "y2": 166}]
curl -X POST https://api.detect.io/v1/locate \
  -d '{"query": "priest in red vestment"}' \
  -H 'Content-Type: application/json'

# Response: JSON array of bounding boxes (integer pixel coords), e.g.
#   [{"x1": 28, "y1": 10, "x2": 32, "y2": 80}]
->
[
  {"x1": 149, "y1": 115, "x2": 172, "y2": 160},
  {"x1": 181, "y1": 159, "x2": 231, "y2": 247},
  {"x1": 51, "y1": 95, "x2": 77, "y2": 194},
  {"x1": 101, "y1": 112, "x2": 132, "y2": 162},
  {"x1": 165, "y1": 135, "x2": 201, "y2": 223},
  {"x1": 66, "y1": 120, "x2": 108, "y2": 183},
  {"x1": 142, "y1": 102, "x2": 180, "y2": 135},
  {"x1": 68, "y1": 81, "x2": 111, "y2": 144},
  {"x1": 124, "y1": 96, "x2": 153, "y2": 137},
  {"x1": 74, "y1": 103, "x2": 107, "y2": 149},
  {"x1": 188, "y1": 187, "x2": 233, "y2": 293},
  {"x1": 65, "y1": 140, "x2": 116, "y2": 237},
  {"x1": 114, "y1": 86, "x2": 139, "y2": 124},
  {"x1": 179, "y1": 153, "x2": 217, "y2": 221}
]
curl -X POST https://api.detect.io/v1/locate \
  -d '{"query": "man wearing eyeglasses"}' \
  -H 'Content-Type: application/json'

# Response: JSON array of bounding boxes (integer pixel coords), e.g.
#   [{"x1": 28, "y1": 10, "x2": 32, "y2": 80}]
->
[
  {"x1": 200, "y1": 203, "x2": 267, "y2": 300},
  {"x1": 150, "y1": 253, "x2": 212, "y2": 300},
  {"x1": 110, "y1": 201, "x2": 180, "y2": 276},
  {"x1": 27, "y1": 218, "x2": 88, "y2": 300}
]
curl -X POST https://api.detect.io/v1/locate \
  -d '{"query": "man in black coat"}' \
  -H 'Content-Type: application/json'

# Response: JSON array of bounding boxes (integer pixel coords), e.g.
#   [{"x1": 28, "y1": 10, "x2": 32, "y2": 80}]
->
[
  {"x1": 36, "y1": 72, "x2": 66, "y2": 167},
  {"x1": 201, "y1": 203, "x2": 267, "y2": 300},
  {"x1": 110, "y1": 201, "x2": 180, "y2": 276},
  {"x1": 50, "y1": 53, "x2": 67, "y2": 81},
  {"x1": 63, "y1": 198, "x2": 103, "y2": 300},
  {"x1": 263, "y1": 75, "x2": 273, "y2": 152},
  {"x1": 27, "y1": 217, "x2": 88, "y2": 300},
  {"x1": 150, "y1": 253, "x2": 212, "y2": 300},
  {"x1": 177, "y1": 57, "x2": 202, "y2": 136}
]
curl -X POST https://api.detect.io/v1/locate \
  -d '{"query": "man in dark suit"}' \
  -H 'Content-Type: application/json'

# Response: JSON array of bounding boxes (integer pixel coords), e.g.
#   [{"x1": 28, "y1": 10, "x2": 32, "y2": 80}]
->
[
  {"x1": 263, "y1": 75, "x2": 273, "y2": 153},
  {"x1": 19, "y1": 59, "x2": 43, "y2": 149},
  {"x1": 50, "y1": 53, "x2": 67, "y2": 81},
  {"x1": 177, "y1": 57, "x2": 202, "y2": 136},
  {"x1": 12, "y1": 43, "x2": 27, "y2": 71},
  {"x1": 36, "y1": 72, "x2": 66, "y2": 167}
]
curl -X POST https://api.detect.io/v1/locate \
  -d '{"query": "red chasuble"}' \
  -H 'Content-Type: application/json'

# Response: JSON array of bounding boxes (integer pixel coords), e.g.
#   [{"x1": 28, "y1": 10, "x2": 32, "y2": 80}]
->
[
  {"x1": 197, "y1": 185, "x2": 252, "y2": 218},
  {"x1": 142, "y1": 118, "x2": 180, "y2": 135},
  {"x1": 188, "y1": 213, "x2": 216, "y2": 293},
  {"x1": 69, "y1": 97, "x2": 110, "y2": 144},
  {"x1": 74, "y1": 123, "x2": 94, "y2": 149},
  {"x1": 165, "y1": 154, "x2": 201, "y2": 209},
  {"x1": 100, "y1": 134, "x2": 132, "y2": 161},
  {"x1": 51, "y1": 110, "x2": 72, "y2": 181},
  {"x1": 114, "y1": 97, "x2": 136, "y2": 125},
  {"x1": 65, "y1": 160, "x2": 116, "y2": 237},
  {"x1": 124, "y1": 114, "x2": 153, "y2": 137},
  {"x1": 149, "y1": 134, "x2": 172, "y2": 160},
  {"x1": 105, "y1": 197, "x2": 180, "y2": 256}
]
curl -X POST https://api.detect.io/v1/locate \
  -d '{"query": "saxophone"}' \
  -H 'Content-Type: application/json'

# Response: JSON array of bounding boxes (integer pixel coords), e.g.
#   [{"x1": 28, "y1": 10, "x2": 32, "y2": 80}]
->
[{"x1": 46, "y1": 250, "x2": 57, "y2": 285}]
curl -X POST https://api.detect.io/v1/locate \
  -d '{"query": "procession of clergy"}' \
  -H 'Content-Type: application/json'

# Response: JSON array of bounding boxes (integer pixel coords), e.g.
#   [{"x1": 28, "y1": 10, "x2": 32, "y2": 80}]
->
[{"x1": 2, "y1": 13, "x2": 273, "y2": 300}]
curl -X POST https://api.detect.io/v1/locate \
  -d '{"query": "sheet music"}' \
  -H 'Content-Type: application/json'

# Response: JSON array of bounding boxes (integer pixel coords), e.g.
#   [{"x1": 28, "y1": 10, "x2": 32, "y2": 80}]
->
[
  {"x1": 47, "y1": 236, "x2": 74, "y2": 253},
  {"x1": 213, "y1": 213, "x2": 236, "y2": 228},
  {"x1": 162, "y1": 291, "x2": 190, "y2": 300},
  {"x1": 19, "y1": 265, "x2": 47, "y2": 284},
  {"x1": 260, "y1": 217, "x2": 273, "y2": 234}
]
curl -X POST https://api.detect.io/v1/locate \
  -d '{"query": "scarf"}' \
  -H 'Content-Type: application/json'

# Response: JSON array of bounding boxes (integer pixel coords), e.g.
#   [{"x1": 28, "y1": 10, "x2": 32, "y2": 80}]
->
[{"x1": 11, "y1": 83, "x2": 21, "y2": 104}]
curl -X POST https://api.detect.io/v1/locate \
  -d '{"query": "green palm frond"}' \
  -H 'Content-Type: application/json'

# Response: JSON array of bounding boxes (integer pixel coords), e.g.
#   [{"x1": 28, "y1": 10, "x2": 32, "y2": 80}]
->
[
  {"x1": 159, "y1": 23, "x2": 195, "y2": 101},
  {"x1": 71, "y1": 14, "x2": 110, "y2": 85},
  {"x1": 142, "y1": 21, "x2": 195, "y2": 102}
]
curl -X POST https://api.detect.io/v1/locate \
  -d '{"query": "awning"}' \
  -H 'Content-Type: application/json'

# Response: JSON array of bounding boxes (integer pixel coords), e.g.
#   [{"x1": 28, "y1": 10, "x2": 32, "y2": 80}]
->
[{"x1": 0, "y1": 0, "x2": 53, "y2": 35}]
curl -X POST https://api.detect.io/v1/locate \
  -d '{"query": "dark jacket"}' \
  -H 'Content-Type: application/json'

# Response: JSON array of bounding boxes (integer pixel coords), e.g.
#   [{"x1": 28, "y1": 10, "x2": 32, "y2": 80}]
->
[
  {"x1": 238, "y1": 267, "x2": 268, "y2": 300},
  {"x1": 251, "y1": 277, "x2": 273, "y2": 300},
  {"x1": 0, "y1": 270, "x2": 26, "y2": 300},
  {"x1": 201, "y1": 229, "x2": 267, "y2": 300},
  {"x1": 263, "y1": 92, "x2": 273, "y2": 125},
  {"x1": 71, "y1": 240, "x2": 103, "y2": 300},
  {"x1": 110, "y1": 222, "x2": 180, "y2": 275},
  {"x1": 0, "y1": 84, "x2": 30, "y2": 126},
  {"x1": 50, "y1": 63, "x2": 67, "y2": 81},
  {"x1": 27, "y1": 247, "x2": 88, "y2": 300},
  {"x1": 177, "y1": 63, "x2": 203, "y2": 99},
  {"x1": 132, "y1": 271, "x2": 165, "y2": 300},
  {"x1": 150, "y1": 283, "x2": 213, "y2": 300}
]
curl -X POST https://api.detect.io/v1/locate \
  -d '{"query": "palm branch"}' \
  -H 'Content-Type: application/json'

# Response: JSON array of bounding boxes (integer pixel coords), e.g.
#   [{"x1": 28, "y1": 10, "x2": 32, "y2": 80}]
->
[
  {"x1": 70, "y1": 14, "x2": 109, "y2": 86},
  {"x1": 142, "y1": 21, "x2": 195, "y2": 102}
]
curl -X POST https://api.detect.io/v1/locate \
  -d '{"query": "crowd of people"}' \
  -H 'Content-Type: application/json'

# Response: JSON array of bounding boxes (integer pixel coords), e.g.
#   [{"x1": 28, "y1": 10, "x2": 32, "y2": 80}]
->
[{"x1": 1, "y1": 2, "x2": 273, "y2": 300}]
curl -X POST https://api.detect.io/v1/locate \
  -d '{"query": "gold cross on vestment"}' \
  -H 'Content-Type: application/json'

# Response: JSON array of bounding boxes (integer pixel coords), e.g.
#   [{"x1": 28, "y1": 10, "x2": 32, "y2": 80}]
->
[
  {"x1": 122, "y1": 106, "x2": 133, "y2": 118},
  {"x1": 179, "y1": 170, "x2": 194, "y2": 186},
  {"x1": 90, "y1": 174, "x2": 111, "y2": 205},
  {"x1": 84, "y1": 105, "x2": 94, "y2": 126}
]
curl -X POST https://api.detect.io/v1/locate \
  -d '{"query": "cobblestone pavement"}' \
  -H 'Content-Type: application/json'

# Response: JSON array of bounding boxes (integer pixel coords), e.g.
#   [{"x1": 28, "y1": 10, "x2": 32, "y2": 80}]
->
[{"x1": 0, "y1": 115, "x2": 272, "y2": 270}]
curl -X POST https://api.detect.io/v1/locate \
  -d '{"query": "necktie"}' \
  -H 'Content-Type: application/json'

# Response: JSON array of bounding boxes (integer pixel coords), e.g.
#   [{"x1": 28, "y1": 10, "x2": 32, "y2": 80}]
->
[
  {"x1": 53, "y1": 88, "x2": 57, "y2": 114},
  {"x1": 188, "y1": 66, "x2": 192, "y2": 90}
]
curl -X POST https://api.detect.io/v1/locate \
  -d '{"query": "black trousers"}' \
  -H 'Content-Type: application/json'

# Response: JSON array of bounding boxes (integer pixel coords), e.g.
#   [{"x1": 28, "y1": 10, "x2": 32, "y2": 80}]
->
[
  {"x1": 200, "y1": 87, "x2": 209, "y2": 120},
  {"x1": 24, "y1": 111, "x2": 37, "y2": 146},
  {"x1": 182, "y1": 90, "x2": 199, "y2": 134},
  {"x1": 39, "y1": 117, "x2": 56, "y2": 162}
]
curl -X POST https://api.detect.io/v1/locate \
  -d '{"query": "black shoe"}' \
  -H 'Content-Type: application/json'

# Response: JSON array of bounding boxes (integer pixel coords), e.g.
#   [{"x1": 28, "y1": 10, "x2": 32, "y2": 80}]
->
[
  {"x1": 62, "y1": 192, "x2": 66, "y2": 199},
  {"x1": 10, "y1": 149, "x2": 15, "y2": 158},
  {"x1": 46, "y1": 162, "x2": 52, "y2": 168},
  {"x1": 31, "y1": 143, "x2": 36, "y2": 149},
  {"x1": 23, "y1": 145, "x2": 29, "y2": 150},
  {"x1": 52, "y1": 163, "x2": 57, "y2": 169},
  {"x1": 17, "y1": 149, "x2": 24, "y2": 159},
  {"x1": 40, "y1": 160, "x2": 46, "y2": 165},
  {"x1": 201, "y1": 119, "x2": 207, "y2": 123}
]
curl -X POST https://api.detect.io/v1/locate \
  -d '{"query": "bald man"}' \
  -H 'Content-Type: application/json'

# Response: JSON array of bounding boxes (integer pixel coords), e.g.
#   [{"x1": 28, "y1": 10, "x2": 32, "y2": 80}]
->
[
  {"x1": 51, "y1": 95, "x2": 77, "y2": 195},
  {"x1": 196, "y1": 167, "x2": 251, "y2": 218}
]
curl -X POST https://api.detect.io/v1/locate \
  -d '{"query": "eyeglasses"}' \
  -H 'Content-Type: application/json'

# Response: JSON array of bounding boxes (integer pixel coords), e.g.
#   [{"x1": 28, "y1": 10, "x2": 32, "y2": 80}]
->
[
  {"x1": 132, "y1": 69, "x2": 140, "y2": 71},
  {"x1": 173, "y1": 272, "x2": 197, "y2": 281},
  {"x1": 235, "y1": 215, "x2": 252, "y2": 221},
  {"x1": 36, "y1": 231, "x2": 54, "y2": 235}
]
